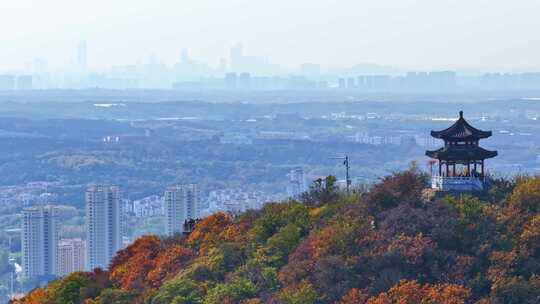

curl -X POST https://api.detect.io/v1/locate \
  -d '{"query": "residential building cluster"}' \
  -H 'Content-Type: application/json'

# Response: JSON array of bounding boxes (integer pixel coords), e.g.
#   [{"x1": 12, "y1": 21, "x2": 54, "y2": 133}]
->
[
  {"x1": 174, "y1": 73, "x2": 328, "y2": 90},
  {"x1": 338, "y1": 71, "x2": 457, "y2": 92},
  {"x1": 20, "y1": 205, "x2": 85, "y2": 280},
  {"x1": 219, "y1": 133, "x2": 253, "y2": 145},
  {"x1": 0, "y1": 182, "x2": 59, "y2": 207},
  {"x1": 127, "y1": 195, "x2": 164, "y2": 217},
  {"x1": 354, "y1": 132, "x2": 405, "y2": 146},
  {"x1": 20, "y1": 185, "x2": 122, "y2": 281},
  {"x1": 0, "y1": 75, "x2": 33, "y2": 90},
  {"x1": 20, "y1": 183, "x2": 204, "y2": 281},
  {"x1": 479, "y1": 72, "x2": 540, "y2": 90},
  {"x1": 205, "y1": 188, "x2": 282, "y2": 215},
  {"x1": 18, "y1": 166, "x2": 323, "y2": 283}
]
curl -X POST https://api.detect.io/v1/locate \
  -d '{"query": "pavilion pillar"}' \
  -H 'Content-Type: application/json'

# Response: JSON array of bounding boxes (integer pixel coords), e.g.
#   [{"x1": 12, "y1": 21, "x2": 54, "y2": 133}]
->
[
  {"x1": 453, "y1": 163, "x2": 456, "y2": 177},
  {"x1": 446, "y1": 163, "x2": 449, "y2": 177},
  {"x1": 481, "y1": 160, "x2": 484, "y2": 177},
  {"x1": 467, "y1": 161, "x2": 471, "y2": 176},
  {"x1": 438, "y1": 161, "x2": 442, "y2": 176}
]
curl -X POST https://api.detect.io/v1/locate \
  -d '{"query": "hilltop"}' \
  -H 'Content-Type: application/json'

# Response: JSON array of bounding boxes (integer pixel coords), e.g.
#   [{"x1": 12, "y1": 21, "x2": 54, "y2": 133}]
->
[{"x1": 14, "y1": 169, "x2": 540, "y2": 304}]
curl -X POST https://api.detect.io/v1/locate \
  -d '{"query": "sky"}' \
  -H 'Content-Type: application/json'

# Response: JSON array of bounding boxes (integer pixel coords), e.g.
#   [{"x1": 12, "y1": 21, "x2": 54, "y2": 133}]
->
[{"x1": 1, "y1": 0, "x2": 540, "y2": 71}]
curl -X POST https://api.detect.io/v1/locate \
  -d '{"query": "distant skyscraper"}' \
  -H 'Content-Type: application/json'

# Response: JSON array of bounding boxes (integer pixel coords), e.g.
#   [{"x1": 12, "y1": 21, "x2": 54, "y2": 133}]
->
[
  {"x1": 0, "y1": 75, "x2": 16, "y2": 91},
  {"x1": 85, "y1": 185, "x2": 122, "y2": 270},
  {"x1": 347, "y1": 77, "x2": 356, "y2": 89},
  {"x1": 225, "y1": 72, "x2": 238, "y2": 89},
  {"x1": 181, "y1": 48, "x2": 189, "y2": 63},
  {"x1": 338, "y1": 78, "x2": 346, "y2": 89},
  {"x1": 357, "y1": 76, "x2": 366, "y2": 90},
  {"x1": 238, "y1": 72, "x2": 251, "y2": 89},
  {"x1": 164, "y1": 184, "x2": 199, "y2": 236},
  {"x1": 229, "y1": 43, "x2": 243, "y2": 70},
  {"x1": 287, "y1": 167, "x2": 307, "y2": 199},
  {"x1": 21, "y1": 206, "x2": 59, "y2": 279},
  {"x1": 56, "y1": 239, "x2": 85, "y2": 277},
  {"x1": 430, "y1": 71, "x2": 457, "y2": 90},
  {"x1": 219, "y1": 58, "x2": 227, "y2": 72},
  {"x1": 77, "y1": 40, "x2": 88, "y2": 71},
  {"x1": 32, "y1": 58, "x2": 49, "y2": 76},
  {"x1": 370, "y1": 75, "x2": 391, "y2": 91},
  {"x1": 300, "y1": 63, "x2": 321, "y2": 78},
  {"x1": 32, "y1": 59, "x2": 49, "y2": 89},
  {"x1": 16, "y1": 75, "x2": 33, "y2": 90}
]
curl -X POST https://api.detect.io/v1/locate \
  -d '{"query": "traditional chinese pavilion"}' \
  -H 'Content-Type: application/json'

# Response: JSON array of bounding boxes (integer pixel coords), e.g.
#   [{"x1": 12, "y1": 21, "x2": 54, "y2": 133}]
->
[{"x1": 426, "y1": 111, "x2": 497, "y2": 191}]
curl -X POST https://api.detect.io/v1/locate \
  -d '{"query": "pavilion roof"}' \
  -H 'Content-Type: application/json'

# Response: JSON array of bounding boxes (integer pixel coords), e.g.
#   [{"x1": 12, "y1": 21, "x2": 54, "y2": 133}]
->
[
  {"x1": 431, "y1": 111, "x2": 492, "y2": 140},
  {"x1": 426, "y1": 145, "x2": 497, "y2": 161}
]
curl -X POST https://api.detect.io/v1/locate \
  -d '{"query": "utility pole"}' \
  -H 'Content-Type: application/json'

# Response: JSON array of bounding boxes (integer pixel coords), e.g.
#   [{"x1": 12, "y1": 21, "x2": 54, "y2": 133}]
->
[
  {"x1": 10, "y1": 271, "x2": 14, "y2": 300},
  {"x1": 330, "y1": 155, "x2": 351, "y2": 194}
]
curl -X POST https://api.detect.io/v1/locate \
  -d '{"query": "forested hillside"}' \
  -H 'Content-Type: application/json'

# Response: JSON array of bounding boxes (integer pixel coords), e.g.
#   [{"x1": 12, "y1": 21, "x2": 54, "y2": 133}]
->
[{"x1": 14, "y1": 170, "x2": 540, "y2": 303}]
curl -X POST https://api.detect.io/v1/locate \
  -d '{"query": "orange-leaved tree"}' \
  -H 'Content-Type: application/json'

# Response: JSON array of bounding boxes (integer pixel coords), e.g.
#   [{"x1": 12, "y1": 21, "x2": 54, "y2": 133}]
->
[
  {"x1": 109, "y1": 235, "x2": 162, "y2": 290},
  {"x1": 364, "y1": 280, "x2": 472, "y2": 304},
  {"x1": 187, "y1": 212, "x2": 233, "y2": 255}
]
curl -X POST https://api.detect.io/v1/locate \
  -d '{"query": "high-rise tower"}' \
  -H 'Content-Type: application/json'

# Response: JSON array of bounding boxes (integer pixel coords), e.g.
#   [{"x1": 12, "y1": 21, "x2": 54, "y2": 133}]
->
[
  {"x1": 287, "y1": 167, "x2": 307, "y2": 199},
  {"x1": 77, "y1": 40, "x2": 88, "y2": 71},
  {"x1": 164, "y1": 184, "x2": 199, "y2": 236},
  {"x1": 56, "y1": 239, "x2": 85, "y2": 277},
  {"x1": 181, "y1": 48, "x2": 189, "y2": 64},
  {"x1": 85, "y1": 185, "x2": 121, "y2": 270},
  {"x1": 21, "y1": 206, "x2": 59, "y2": 279},
  {"x1": 229, "y1": 43, "x2": 243, "y2": 71}
]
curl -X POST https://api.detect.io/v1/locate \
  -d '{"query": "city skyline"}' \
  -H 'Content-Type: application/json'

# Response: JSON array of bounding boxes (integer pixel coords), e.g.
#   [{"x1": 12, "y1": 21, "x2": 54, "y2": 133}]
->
[
  {"x1": 3, "y1": 40, "x2": 540, "y2": 76},
  {"x1": 3, "y1": 36, "x2": 540, "y2": 91},
  {"x1": 2, "y1": 0, "x2": 540, "y2": 72}
]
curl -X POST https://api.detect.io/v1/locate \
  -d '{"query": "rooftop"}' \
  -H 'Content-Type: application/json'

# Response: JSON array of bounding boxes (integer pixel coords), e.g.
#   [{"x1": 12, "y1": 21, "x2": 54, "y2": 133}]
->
[
  {"x1": 426, "y1": 145, "x2": 497, "y2": 161},
  {"x1": 431, "y1": 111, "x2": 492, "y2": 140}
]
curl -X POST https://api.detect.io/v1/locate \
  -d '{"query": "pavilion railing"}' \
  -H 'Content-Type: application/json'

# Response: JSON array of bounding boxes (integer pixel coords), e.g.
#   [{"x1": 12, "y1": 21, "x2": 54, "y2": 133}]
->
[{"x1": 431, "y1": 175, "x2": 484, "y2": 191}]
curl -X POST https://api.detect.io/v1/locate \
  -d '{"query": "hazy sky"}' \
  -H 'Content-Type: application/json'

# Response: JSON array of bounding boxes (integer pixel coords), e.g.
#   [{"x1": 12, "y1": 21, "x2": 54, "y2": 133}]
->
[{"x1": 1, "y1": 0, "x2": 539, "y2": 71}]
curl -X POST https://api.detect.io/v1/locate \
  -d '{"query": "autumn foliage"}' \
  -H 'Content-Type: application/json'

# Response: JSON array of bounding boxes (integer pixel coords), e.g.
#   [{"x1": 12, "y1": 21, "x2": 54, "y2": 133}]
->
[
  {"x1": 15, "y1": 173, "x2": 540, "y2": 304},
  {"x1": 365, "y1": 280, "x2": 471, "y2": 304}
]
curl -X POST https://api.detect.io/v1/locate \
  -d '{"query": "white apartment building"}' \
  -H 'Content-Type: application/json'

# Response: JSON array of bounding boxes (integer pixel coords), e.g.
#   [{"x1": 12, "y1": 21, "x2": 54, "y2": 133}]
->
[
  {"x1": 287, "y1": 167, "x2": 307, "y2": 199},
  {"x1": 85, "y1": 185, "x2": 122, "y2": 270},
  {"x1": 21, "y1": 205, "x2": 59, "y2": 279},
  {"x1": 164, "y1": 184, "x2": 198, "y2": 236},
  {"x1": 56, "y1": 238, "x2": 85, "y2": 277}
]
